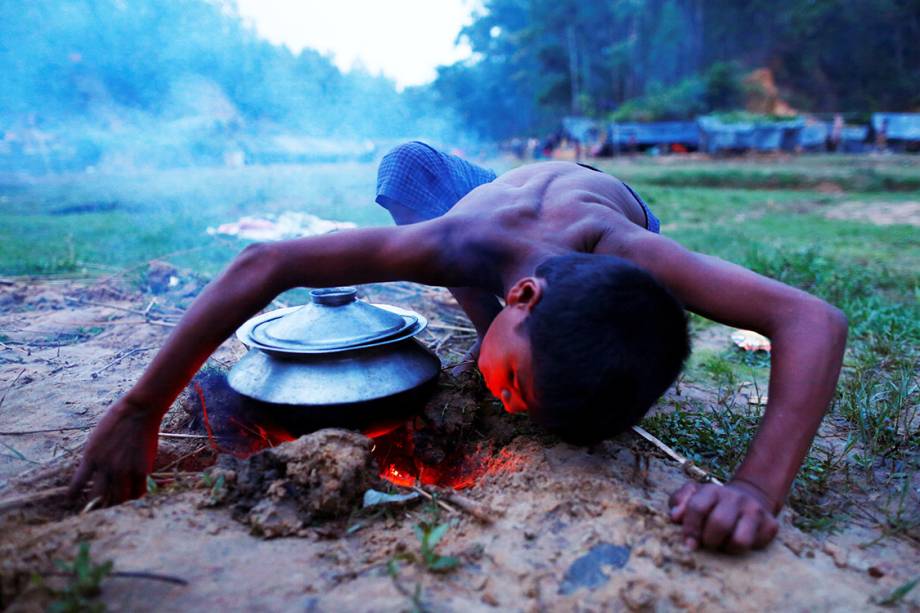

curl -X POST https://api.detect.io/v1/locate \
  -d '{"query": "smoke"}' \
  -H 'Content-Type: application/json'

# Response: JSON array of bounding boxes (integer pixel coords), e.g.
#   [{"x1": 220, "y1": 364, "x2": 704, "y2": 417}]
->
[{"x1": 0, "y1": 0, "x2": 477, "y2": 175}]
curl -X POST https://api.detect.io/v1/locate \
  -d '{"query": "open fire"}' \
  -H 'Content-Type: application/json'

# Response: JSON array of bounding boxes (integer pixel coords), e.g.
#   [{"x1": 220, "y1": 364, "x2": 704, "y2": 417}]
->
[{"x1": 182, "y1": 371, "x2": 496, "y2": 490}]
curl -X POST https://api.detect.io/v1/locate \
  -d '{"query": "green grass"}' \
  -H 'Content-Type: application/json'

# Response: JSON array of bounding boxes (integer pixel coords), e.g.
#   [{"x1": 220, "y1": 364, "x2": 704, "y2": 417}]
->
[
  {"x1": 595, "y1": 154, "x2": 920, "y2": 192},
  {"x1": 0, "y1": 163, "x2": 390, "y2": 277}
]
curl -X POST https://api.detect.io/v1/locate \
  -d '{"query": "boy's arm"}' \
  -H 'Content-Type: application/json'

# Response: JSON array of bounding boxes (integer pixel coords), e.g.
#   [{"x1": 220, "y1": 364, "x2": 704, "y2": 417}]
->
[
  {"x1": 619, "y1": 231, "x2": 848, "y2": 552},
  {"x1": 70, "y1": 222, "x2": 452, "y2": 504}
]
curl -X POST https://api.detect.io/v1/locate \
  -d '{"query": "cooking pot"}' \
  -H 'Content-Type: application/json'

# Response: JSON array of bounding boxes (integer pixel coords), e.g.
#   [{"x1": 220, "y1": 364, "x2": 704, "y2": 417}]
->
[{"x1": 227, "y1": 287, "x2": 441, "y2": 434}]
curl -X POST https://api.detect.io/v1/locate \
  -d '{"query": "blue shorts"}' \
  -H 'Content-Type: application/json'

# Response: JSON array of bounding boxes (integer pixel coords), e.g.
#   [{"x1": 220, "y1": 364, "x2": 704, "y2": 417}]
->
[{"x1": 376, "y1": 142, "x2": 660, "y2": 233}]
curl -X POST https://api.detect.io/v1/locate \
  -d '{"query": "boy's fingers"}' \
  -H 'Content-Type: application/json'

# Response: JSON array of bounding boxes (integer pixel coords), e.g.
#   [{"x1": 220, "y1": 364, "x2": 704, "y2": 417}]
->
[
  {"x1": 681, "y1": 485, "x2": 719, "y2": 543},
  {"x1": 129, "y1": 473, "x2": 147, "y2": 500},
  {"x1": 67, "y1": 461, "x2": 93, "y2": 498},
  {"x1": 726, "y1": 513, "x2": 759, "y2": 554},
  {"x1": 701, "y1": 499, "x2": 741, "y2": 550},
  {"x1": 89, "y1": 471, "x2": 112, "y2": 507},
  {"x1": 668, "y1": 483, "x2": 698, "y2": 522},
  {"x1": 753, "y1": 513, "x2": 779, "y2": 549}
]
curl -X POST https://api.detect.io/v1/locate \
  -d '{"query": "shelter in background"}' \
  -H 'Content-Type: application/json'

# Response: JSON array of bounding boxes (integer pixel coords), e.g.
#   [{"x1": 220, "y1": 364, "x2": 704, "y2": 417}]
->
[
  {"x1": 607, "y1": 122, "x2": 699, "y2": 153},
  {"x1": 872, "y1": 113, "x2": 920, "y2": 151},
  {"x1": 698, "y1": 116, "x2": 802, "y2": 154}
]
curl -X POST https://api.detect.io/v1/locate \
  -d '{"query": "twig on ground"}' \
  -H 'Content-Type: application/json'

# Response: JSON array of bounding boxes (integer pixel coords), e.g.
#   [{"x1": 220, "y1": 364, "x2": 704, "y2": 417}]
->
[
  {"x1": 428, "y1": 324, "x2": 476, "y2": 334},
  {"x1": 433, "y1": 333, "x2": 453, "y2": 354},
  {"x1": 0, "y1": 340, "x2": 30, "y2": 354},
  {"x1": 81, "y1": 496, "x2": 102, "y2": 514},
  {"x1": 0, "y1": 368, "x2": 26, "y2": 410},
  {"x1": 109, "y1": 571, "x2": 189, "y2": 585},
  {"x1": 0, "y1": 485, "x2": 69, "y2": 513},
  {"x1": 411, "y1": 486, "x2": 460, "y2": 517},
  {"x1": 63, "y1": 296, "x2": 148, "y2": 317},
  {"x1": 631, "y1": 425, "x2": 723, "y2": 485},
  {"x1": 145, "y1": 319, "x2": 178, "y2": 328},
  {"x1": 90, "y1": 346, "x2": 157, "y2": 378},
  {"x1": 154, "y1": 445, "x2": 210, "y2": 473},
  {"x1": 158, "y1": 432, "x2": 225, "y2": 440},
  {"x1": 42, "y1": 569, "x2": 189, "y2": 586},
  {"x1": 0, "y1": 425, "x2": 94, "y2": 435},
  {"x1": 149, "y1": 470, "x2": 203, "y2": 479},
  {"x1": 207, "y1": 355, "x2": 231, "y2": 369},
  {"x1": 426, "y1": 485, "x2": 501, "y2": 524}
]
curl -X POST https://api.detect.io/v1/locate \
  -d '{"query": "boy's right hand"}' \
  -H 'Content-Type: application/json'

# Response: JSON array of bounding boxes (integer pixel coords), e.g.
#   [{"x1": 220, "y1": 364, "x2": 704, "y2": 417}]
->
[{"x1": 68, "y1": 397, "x2": 160, "y2": 505}]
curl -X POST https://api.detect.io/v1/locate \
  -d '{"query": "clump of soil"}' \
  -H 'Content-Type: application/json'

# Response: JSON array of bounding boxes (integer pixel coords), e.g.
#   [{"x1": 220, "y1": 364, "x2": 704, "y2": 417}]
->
[
  {"x1": 211, "y1": 429, "x2": 377, "y2": 537},
  {"x1": 409, "y1": 370, "x2": 492, "y2": 465}
]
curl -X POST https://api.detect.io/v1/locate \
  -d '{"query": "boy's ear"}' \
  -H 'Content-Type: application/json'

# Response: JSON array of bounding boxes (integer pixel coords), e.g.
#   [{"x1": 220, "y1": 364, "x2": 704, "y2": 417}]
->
[{"x1": 506, "y1": 277, "x2": 544, "y2": 311}]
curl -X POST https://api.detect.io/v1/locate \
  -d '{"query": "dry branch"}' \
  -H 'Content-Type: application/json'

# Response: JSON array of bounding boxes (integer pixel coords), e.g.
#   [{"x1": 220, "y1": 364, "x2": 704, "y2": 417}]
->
[
  {"x1": 631, "y1": 425, "x2": 723, "y2": 485},
  {"x1": 0, "y1": 425, "x2": 93, "y2": 435},
  {"x1": 0, "y1": 485, "x2": 68, "y2": 513},
  {"x1": 419, "y1": 485, "x2": 501, "y2": 524},
  {"x1": 90, "y1": 346, "x2": 157, "y2": 378},
  {"x1": 0, "y1": 368, "x2": 26, "y2": 410}
]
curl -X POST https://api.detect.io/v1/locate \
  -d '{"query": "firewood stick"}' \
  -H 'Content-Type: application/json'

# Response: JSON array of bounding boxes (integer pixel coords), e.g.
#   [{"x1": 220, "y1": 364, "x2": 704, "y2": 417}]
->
[
  {"x1": 425, "y1": 486, "x2": 500, "y2": 524},
  {"x1": 410, "y1": 486, "x2": 460, "y2": 516},
  {"x1": 631, "y1": 425, "x2": 723, "y2": 485},
  {"x1": 157, "y1": 432, "x2": 228, "y2": 440}
]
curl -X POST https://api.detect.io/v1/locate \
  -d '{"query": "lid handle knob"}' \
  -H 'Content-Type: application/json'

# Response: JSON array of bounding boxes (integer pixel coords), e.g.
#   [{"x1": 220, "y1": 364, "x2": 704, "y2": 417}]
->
[{"x1": 311, "y1": 287, "x2": 357, "y2": 306}]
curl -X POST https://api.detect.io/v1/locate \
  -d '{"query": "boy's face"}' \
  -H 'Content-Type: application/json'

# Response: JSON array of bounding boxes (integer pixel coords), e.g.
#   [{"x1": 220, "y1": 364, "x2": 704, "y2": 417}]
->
[{"x1": 477, "y1": 278, "x2": 543, "y2": 415}]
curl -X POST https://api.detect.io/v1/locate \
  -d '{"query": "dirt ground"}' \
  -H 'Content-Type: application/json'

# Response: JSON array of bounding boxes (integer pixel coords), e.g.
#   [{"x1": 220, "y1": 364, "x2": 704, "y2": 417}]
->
[
  {"x1": 823, "y1": 200, "x2": 920, "y2": 227},
  {"x1": 1, "y1": 274, "x2": 918, "y2": 611}
]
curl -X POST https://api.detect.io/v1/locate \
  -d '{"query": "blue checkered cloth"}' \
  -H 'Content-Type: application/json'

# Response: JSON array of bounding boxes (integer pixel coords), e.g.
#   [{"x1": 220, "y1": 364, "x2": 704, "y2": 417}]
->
[
  {"x1": 623, "y1": 181, "x2": 661, "y2": 234},
  {"x1": 376, "y1": 141, "x2": 660, "y2": 233},
  {"x1": 376, "y1": 142, "x2": 497, "y2": 220}
]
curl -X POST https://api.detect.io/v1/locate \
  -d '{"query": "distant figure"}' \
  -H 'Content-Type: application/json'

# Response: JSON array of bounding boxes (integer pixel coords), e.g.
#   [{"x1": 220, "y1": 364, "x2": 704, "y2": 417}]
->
[
  {"x1": 627, "y1": 132, "x2": 638, "y2": 154},
  {"x1": 876, "y1": 118, "x2": 889, "y2": 152},
  {"x1": 828, "y1": 114, "x2": 844, "y2": 152},
  {"x1": 72, "y1": 141, "x2": 847, "y2": 556}
]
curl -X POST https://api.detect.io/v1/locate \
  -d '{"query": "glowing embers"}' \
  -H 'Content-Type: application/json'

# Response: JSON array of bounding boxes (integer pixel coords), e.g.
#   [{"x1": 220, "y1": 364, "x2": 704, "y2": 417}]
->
[
  {"x1": 182, "y1": 370, "x2": 506, "y2": 491},
  {"x1": 371, "y1": 425, "x2": 493, "y2": 490}
]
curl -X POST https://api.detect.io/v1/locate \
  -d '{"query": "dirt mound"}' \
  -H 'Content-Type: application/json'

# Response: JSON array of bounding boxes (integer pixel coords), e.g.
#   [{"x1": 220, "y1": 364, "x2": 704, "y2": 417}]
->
[{"x1": 212, "y1": 429, "x2": 377, "y2": 537}]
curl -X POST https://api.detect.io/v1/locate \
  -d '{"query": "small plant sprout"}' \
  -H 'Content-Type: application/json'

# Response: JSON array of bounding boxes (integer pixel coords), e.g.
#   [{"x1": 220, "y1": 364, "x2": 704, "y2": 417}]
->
[{"x1": 32, "y1": 542, "x2": 114, "y2": 613}]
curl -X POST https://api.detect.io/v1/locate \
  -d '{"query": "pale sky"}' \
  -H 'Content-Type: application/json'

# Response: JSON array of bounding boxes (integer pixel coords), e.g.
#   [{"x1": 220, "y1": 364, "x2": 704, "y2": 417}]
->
[{"x1": 234, "y1": 0, "x2": 477, "y2": 89}]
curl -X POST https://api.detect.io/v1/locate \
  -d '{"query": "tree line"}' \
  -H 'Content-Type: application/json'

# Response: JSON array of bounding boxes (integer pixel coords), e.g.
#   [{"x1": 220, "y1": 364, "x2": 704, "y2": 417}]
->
[{"x1": 433, "y1": 0, "x2": 920, "y2": 139}]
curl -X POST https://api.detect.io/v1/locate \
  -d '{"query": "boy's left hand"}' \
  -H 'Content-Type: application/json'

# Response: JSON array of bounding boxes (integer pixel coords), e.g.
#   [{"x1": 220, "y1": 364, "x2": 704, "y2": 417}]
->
[{"x1": 668, "y1": 481, "x2": 779, "y2": 553}]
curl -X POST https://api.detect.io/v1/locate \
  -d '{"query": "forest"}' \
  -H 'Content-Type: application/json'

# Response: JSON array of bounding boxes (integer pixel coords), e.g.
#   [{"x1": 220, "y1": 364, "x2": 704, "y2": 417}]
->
[{"x1": 438, "y1": 0, "x2": 920, "y2": 138}]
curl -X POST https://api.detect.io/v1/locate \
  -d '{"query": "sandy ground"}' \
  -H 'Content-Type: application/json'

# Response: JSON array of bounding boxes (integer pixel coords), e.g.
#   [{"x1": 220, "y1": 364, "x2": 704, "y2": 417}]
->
[{"x1": 0, "y1": 275, "x2": 918, "y2": 611}]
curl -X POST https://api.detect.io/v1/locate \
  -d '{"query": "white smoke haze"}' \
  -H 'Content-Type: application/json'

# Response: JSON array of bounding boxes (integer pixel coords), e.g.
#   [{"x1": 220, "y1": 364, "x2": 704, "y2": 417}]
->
[{"x1": 0, "y1": 0, "x2": 481, "y2": 175}]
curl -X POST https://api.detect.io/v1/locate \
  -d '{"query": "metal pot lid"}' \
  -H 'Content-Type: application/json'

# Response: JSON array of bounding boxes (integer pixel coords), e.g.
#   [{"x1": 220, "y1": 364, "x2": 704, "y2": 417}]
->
[
  {"x1": 246, "y1": 287, "x2": 417, "y2": 352},
  {"x1": 238, "y1": 304, "x2": 427, "y2": 355}
]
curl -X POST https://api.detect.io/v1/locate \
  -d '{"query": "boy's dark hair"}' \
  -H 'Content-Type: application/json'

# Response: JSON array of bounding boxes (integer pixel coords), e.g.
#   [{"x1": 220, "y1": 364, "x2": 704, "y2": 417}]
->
[{"x1": 525, "y1": 254, "x2": 689, "y2": 445}]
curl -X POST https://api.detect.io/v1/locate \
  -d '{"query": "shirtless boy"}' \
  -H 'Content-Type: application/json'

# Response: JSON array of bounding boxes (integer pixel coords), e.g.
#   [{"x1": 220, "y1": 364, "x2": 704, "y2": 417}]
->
[{"x1": 71, "y1": 142, "x2": 848, "y2": 553}]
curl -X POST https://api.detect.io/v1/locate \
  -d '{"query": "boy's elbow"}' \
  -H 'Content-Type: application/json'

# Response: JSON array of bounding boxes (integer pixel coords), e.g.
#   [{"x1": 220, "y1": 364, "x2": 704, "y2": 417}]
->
[
  {"x1": 827, "y1": 304, "x2": 848, "y2": 348},
  {"x1": 808, "y1": 299, "x2": 848, "y2": 350},
  {"x1": 228, "y1": 242, "x2": 283, "y2": 295}
]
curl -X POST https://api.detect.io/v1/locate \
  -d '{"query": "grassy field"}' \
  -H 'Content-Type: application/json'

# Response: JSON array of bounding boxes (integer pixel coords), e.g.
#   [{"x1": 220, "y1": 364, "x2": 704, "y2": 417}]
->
[{"x1": 1, "y1": 153, "x2": 918, "y2": 538}]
